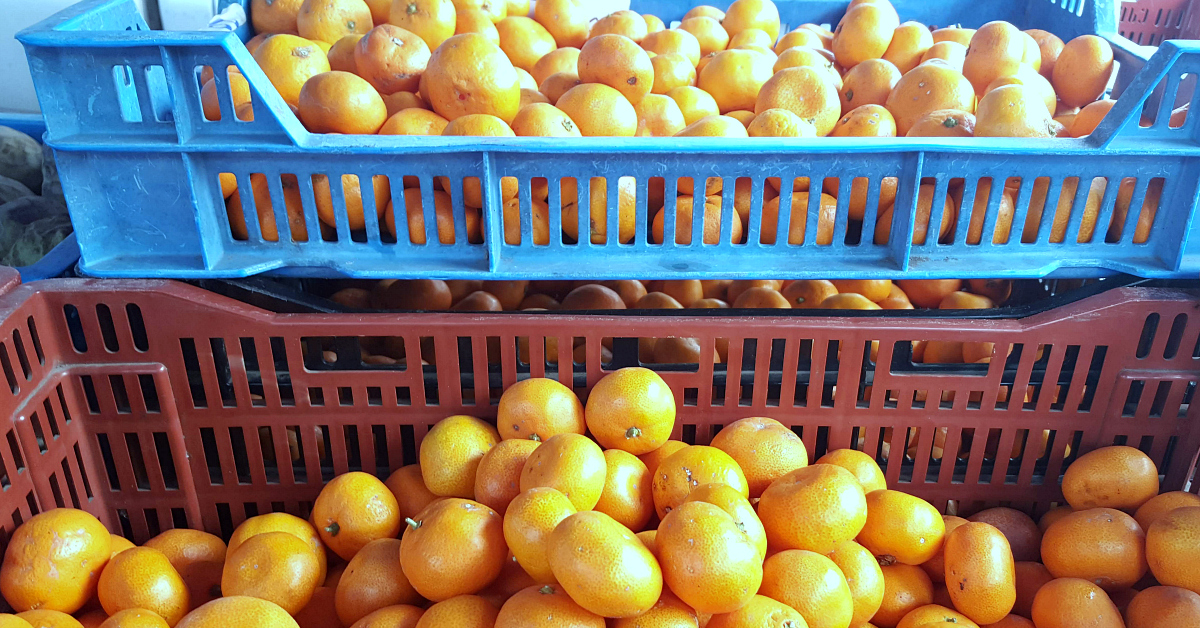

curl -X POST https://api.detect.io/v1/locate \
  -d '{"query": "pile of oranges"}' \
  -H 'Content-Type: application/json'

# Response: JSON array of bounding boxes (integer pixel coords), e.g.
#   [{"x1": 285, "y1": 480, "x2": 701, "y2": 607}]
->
[
  {"x1": 1, "y1": 368, "x2": 1198, "y2": 627},
  {"x1": 209, "y1": 0, "x2": 1161, "y2": 248}
]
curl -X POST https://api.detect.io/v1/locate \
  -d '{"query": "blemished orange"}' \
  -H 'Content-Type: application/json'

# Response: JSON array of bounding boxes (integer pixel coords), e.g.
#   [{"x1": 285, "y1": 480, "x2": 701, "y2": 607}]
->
[
  {"x1": 883, "y1": 20, "x2": 933, "y2": 73},
  {"x1": 585, "y1": 367, "x2": 676, "y2": 455},
  {"x1": 755, "y1": 67, "x2": 842, "y2": 136},
  {"x1": 1030, "y1": 578, "x2": 1123, "y2": 628},
  {"x1": 379, "y1": 108, "x2": 450, "y2": 135},
  {"x1": 832, "y1": 2, "x2": 900, "y2": 69},
  {"x1": 921, "y1": 516, "x2": 968, "y2": 584},
  {"x1": 748, "y1": 108, "x2": 818, "y2": 138},
  {"x1": 547, "y1": 511, "x2": 663, "y2": 618},
  {"x1": 859, "y1": 489, "x2": 946, "y2": 565},
  {"x1": 556, "y1": 83, "x2": 638, "y2": 136},
  {"x1": 638, "y1": 440, "x2": 689, "y2": 477},
  {"x1": 1125, "y1": 586, "x2": 1200, "y2": 628},
  {"x1": 1146, "y1": 506, "x2": 1200, "y2": 594},
  {"x1": 97, "y1": 610, "x2": 169, "y2": 628},
  {"x1": 886, "y1": 60, "x2": 976, "y2": 136},
  {"x1": 594, "y1": 449, "x2": 655, "y2": 532},
  {"x1": 221, "y1": 532, "x2": 319, "y2": 616},
  {"x1": 760, "y1": 549, "x2": 854, "y2": 628},
  {"x1": 143, "y1": 529, "x2": 227, "y2": 611},
  {"x1": 419, "y1": 414, "x2": 501, "y2": 498},
  {"x1": 424, "y1": 33, "x2": 521, "y2": 123},
  {"x1": 943, "y1": 522, "x2": 1017, "y2": 624},
  {"x1": 684, "y1": 483, "x2": 768, "y2": 560},
  {"x1": 577, "y1": 33, "x2": 654, "y2": 105},
  {"x1": 839, "y1": 59, "x2": 902, "y2": 114},
  {"x1": 816, "y1": 449, "x2": 886, "y2": 493},
  {"x1": 773, "y1": 46, "x2": 841, "y2": 86},
  {"x1": 1135, "y1": 491, "x2": 1200, "y2": 530},
  {"x1": 297, "y1": 0, "x2": 372, "y2": 44},
  {"x1": 519, "y1": 433, "x2": 607, "y2": 510},
  {"x1": 533, "y1": 0, "x2": 589, "y2": 48},
  {"x1": 698, "y1": 49, "x2": 777, "y2": 114},
  {"x1": 591, "y1": 9, "x2": 649, "y2": 43},
  {"x1": 504, "y1": 487, "x2": 577, "y2": 583},
  {"x1": 874, "y1": 564, "x2": 935, "y2": 628},
  {"x1": 710, "y1": 417, "x2": 808, "y2": 498},
  {"x1": 984, "y1": 65, "x2": 1057, "y2": 116},
  {"x1": 706, "y1": 595, "x2": 805, "y2": 628},
  {"x1": 974, "y1": 84, "x2": 1056, "y2": 137},
  {"x1": 252, "y1": 0, "x2": 305, "y2": 34},
  {"x1": 98, "y1": 547, "x2": 189, "y2": 626},
  {"x1": 389, "y1": 0, "x2": 456, "y2": 51},
  {"x1": 252, "y1": 34, "x2": 331, "y2": 108},
  {"x1": 827, "y1": 539, "x2": 885, "y2": 625},
  {"x1": 353, "y1": 24, "x2": 429, "y2": 94},
  {"x1": 966, "y1": 508, "x2": 1041, "y2": 564},
  {"x1": 1052, "y1": 35, "x2": 1114, "y2": 108},
  {"x1": 920, "y1": 41, "x2": 967, "y2": 71},
  {"x1": 642, "y1": 29, "x2": 702, "y2": 66},
  {"x1": 334, "y1": 538, "x2": 420, "y2": 626},
  {"x1": 312, "y1": 471, "x2": 402, "y2": 560},
  {"x1": 294, "y1": 587, "x2": 339, "y2": 628},
  {"x1": 1061, "y1": 445, "x2": 1159, "y2": 510},
  {"x1": 174, "y1": 597, "x2": 299, "y2": 628},
  {"x1": 894, "y1": 605, "x2": 976, "y2": 628},
  {"x1": 226, "y1": 512, "x2": 326, "y2": 585},
  {"x1": 907, "y1": 109, "x2": 975, "y2": 137},
  {"x1": 658, "y1": 501, "x2": 763, "y2": 614},
  {"x1": 723, "y1": 0, "x2": 781, "y2": 42},
  {"x1": 963, "y1": 21, "x2": 1028, "y2": 96},
  {"x1": 496, "y1": 584, "x2": 605, "y2": 628},
  {"x1": 496, "y1": 377, "x2": 584, "y2": 441},
  {"x1": 399, "y1": 498, "x2": 506, "y2": 601},
  {"x1": 1041, "y1": 507, "x2": 1147, "y2": 590},
  {"x1": 775, "y1": 27, "x2": 824, "y2": 53},
  {"x1": 652, "y1": 445, "x2": 749, "y2": 518},
  {"x1": 0, "y1": 508, "x2": 112, "y2": 614},
  {"x1": 14, "y1": 611, "x2": 83, "y2": 628},
  {"x1": 831, "y1": 104, "x2": 897, "y2": 137},
  {"x1": 758, "y1": 464, "x2": 868, "y2": 554}
]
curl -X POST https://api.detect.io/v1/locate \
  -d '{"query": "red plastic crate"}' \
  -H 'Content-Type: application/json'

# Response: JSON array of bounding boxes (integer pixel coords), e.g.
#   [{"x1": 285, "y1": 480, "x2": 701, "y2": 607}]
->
[
  {"x1": 1121, "y1": 0, "x2": 1200, "y2": 45},
  {"x1": 0, "y1": 268, "x2": 1198, "y2": 546}
]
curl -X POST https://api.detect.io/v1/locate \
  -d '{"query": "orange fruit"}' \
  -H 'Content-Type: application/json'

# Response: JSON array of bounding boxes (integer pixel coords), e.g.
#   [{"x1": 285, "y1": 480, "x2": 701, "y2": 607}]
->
[
  {"x1": 531, "y1": 46, "x2": 580, "y2": 85},
  {"x1": 379, "y1": 107, "x2": 450, "y2": 135},
  {"x1": 749, "y1": 108, "x2": 818, "y2": 138},
  {"x1": 832, "y1": 279, "x2": 892, "y2": 303},
  {"x1": 609, "y1": 589, "x2": 696, "y2": 628},
  {"x1": 706, "y1": 595, "x2": 804, "y2": 628},
  {"x1": 683, "y1": 483, "x2": 768, "y2": 561},
  {"x1": 723, "y1": 0, "x2": 781, "y2": 43},
  {"x1": 577, "y1": 34, "x2": 653, "y2": 105},
  {"x1": 594, "y1": 449, "x2": 654, "y2": 532},
  {"x1": 294, "y1": 587, "x2": 339, "y2": 628},
  {"x1": 200, "y1": 71, "x2": 252, "y2": 122},
  {"x1": 585, "y1": 367, "x2": 675, "y2": 455},
  {"x1": 698, "y1": 49, "x2": 777, "y2": 114},
  {"x1": 920, "y1": 41, "x2": 967, "y2": 71},
  {"x1": 932, "y1": 27, "x2": 974, "y2": 45},
  {"x1": 1061, "y1": 445, "x2": 1159, "y2": 511},
  {"x1": 1025, "y1": 29, "x2": 1064, "y2": 78},
  {"x1": 295, "y1": 69, "x2": 387, "y2": 133},
  {"x1": 590, "y1": 9, "x2": 649, "y2": 43},
  {"x1": 399, "y1": 498, "x2": 506, "y2": 601},
  {"x1": 883, "y1": 21, "x2": 932, "y2": 73},
  {"x1": 1135, "y1": 491, "x2": 1200, "y2": 530},
  {"x1": 886, "y1": 60, "x2": 975, "y2": 136},
  {"x1": 651, "y1": 194, "x2": 741, "y2": 244},
  {"x1": 0, "y1": 509, "x2": 112, "y2": 614},
  {"x1": 555, "y1": 83, "x2": 637, "y2": 136},
  {"x1": 1030, "y1": 578, "x2": 1123, "y2": 628},
  {"x1": 731, "y1": 287, "x2": 790, "y2": 309},
  {"x1": 827, "y1": 539, "x2": 885, "y2": 625},
  {"x1": 519, "y1": 433, "x2": 607, "y2": 510},
  {"x1": 494, "y1": 16, "x2": 555, "y2": 72},
  {"x1": 642, "y1": 29, "x2": 702, "y2": 67},
  {"x1": 547, "y1": 511, "x2": 663, "y2": 618},
  {"x1": 386, "y1": 187, "x2": 480, "y2": 244},
  {"x1": 757, "y1": 191, "x2": 837, "y2": 245},
  {"x1": 638, "y1": 440, "x2": 689, "y2": 477},
  {"x1": 967, "y1": 508, "x2": 1040, "y2": 563},
  {"x1": 652, "y1": 445, "x2": 749, "y2": 518},
  {"x1": 643, "y1": 14, "x2": 666, "y2": 34},
  {"x1": 221, "y1": 532, "x2": 319, "y2": 616},
  {"x1": 389, "y1": 0, "x2": 456, "y2": 51},
  {"x1": 760, "y1": 549, "x2": 854, "y2": 628},
  {"x1": 758, "y1": 464, "x2": 867, "y2": 553},
  {"x1": 658, "y1": 501, "x2": 763, "y2": 614},
  {"x1": 1052, "y1": 35, "x2": 1113, "y2": 108},
  {"x1": 97, "y1": 610, "x2": 169, "y2": 628},
  {"x1": 878, "y1": 284, "x2": 914, "y2": 310},
  {"x1": 312, "y1": 173, "x2": 389, "y2": 231},
  {"x1": 823, "y1": 175, "x2": 899, "y2": 222},
  {"x1": 450, "y1": 0, "x2": 505, "y2": 22},
  {"x1": 419, "y1": 415, "x2": 500, "y2": 498},
  {"x1": 334, "y1": 538, "x2": 420, "y2": 625},
  {"x1": 98, "y1": 547, "x2": 189, "y2": 625},
  {"x1": 1068, "y1": 99, "x2": 1114, "y2": 137},
  {"x1": 859, "y1": 490, "x2": 946, "y2": 565},
  {"x1": 776, "y1": 28, "x2": 825, "y2": 53},
  {"x1": 226, "y1": 513, "x2": 327, "y2": 585},
  {"x1": 650, "y1": 53, "x2": 697, "y2": 95},
  {"x1": 667, "y1": 86, "x2": 721, "y2": 125},
  {"x1": 832, "y1": 2, "x2": 900, "y2": 69},
  {"x1": 1146, "y1": 506, "x2": 1200, "y2": 594},
  {"x1": 773, "y1": 46, "x2": 841, "y2": 86},
  {"x1": 676, "y1": 114, "x2": 750, "y2": 137},
  {"x1": 839, "y1": 59, "x2": 902, "y2": 114},
  {"x1": 512, "y1": 102, "x2": 581, "y2": 136},
  {"x1": 821, "y1": 293, "x2": 881, "y2": 310},
  {"x1": 894, "y1": 605, "x2": 975, "y2": 628},
  {"x1": 504, "y1": 487, "x2": 576, "y2": 583},
  {"x1": 922, "y1": 516, "x2": 968, "y2": 584},
  {"x1": 297, "y1": 0, "x2": 373, "y2": 44},
  {"x1": 455, "y1": 8, "x2": 500, "y2": 43},
  {"x1": 974, "y1": 84, "x2": 1056, "y2": 137},
  {"x1": 756, "y1": 66, "x2": 841, "y2": 136},
  {"x1": 14, "y1": 611, "x2": 82, "y2": 628},
  {"x1": 984, "y1": 65, "x2": 1057, "y2": 116},
  {"x1": 143, "y1": 530, "x2": 226, "y2": 611},
  {"x1": 1012, "y1": 561, "x2": 1053, "y2": 618},
  {"x1": 831, "y1": 104, "x2": 897, "y2": 137},
  {"x1": 496, "y1": 584, "x2": 604, "y2": 628},
  {"x1": 313, "y1": 471, "x2": 402, "y2": 560},
  {"x1": 252, "y1": 0, "x2": 306, "y2": 34},
  {"x1": 174, "y1": 597, "x2": 298, "y2": 628},
  {"x1": 816, "y1": 449, "x2": 886, "y2": 493},
  {"x1": 109, "y1": 535, "x2": 134, "y2": 556},
  {"x1": 874, "y1": 564, "x2": 934, "y2": 628},
  {"x1": 678, "y1": 16, "x2": 729, "y2": 57},
  {"x1": 412, "y1": 595, "x2": 496, "y2": 628},
  {"x1": 896, "y1": 280, "x2": 961, "y2": 308},
  {"x1": 532, "y1": 0, "x2": 588, "y2": 48},
  {"x1": 943, "y1": 523, "x2": 1017, "y2": 624},
  {"x1": 496, "y1": 377, "x2": 584, "y2": 441},
  {"x1": 347, "y1": 604, "x2": 424, "y2": 628},
  {"x1": 1041, "y1": 507, "x2": 1147, "y2": 590},
  {"x1": 1125, "y1": 586, "x2": 1200, "y2": 628},
  {"x1": 253, "y1": 34, "x2": 331, "y2": 108},
  {"x1": 424, "y1": 33, "x2": 520, "y2": 122},
  {"x1": 353, "y1": 24, "x2": 429, "y2": 95},
  {"x1": 963, "y1": 21, "x2": 1028, "y2": 96},
  {"x1": 781, "y1": 279, "x2": 838, "y2": 309},
  {"x1": 710, "y1": 417, "x2": 808, "y2": 498}
]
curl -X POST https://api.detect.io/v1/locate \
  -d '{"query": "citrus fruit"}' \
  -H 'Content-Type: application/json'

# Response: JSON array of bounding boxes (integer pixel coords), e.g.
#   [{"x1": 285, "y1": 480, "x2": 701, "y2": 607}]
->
[
  {"x1": 594, "y1": 449, "x2": 655, "y2": 532},
  {"x1": 313, "y1": 471, "x2": 402, "y2": 560},
  {"x1": 1030, "y1": 578, "x2": 1123, "y2": 628},
  {"x1": 1061, "y1": 445, "x2": 1159, "y2": 511},
  {"x1": 334, "y1": 538, "x2": 421, "y2": 625},
  {"x1": 519, "y1": 433, "x2": 607, "y2": 510},
  {"x1": 547, "y1": 511, "x2": 663, "y2": 618},
  {"x1": 652, "y1": 445, "x2": 749, "y2": 518},
  {"x1": 399, "y1": 498, "x2": 507, "y2": 601},
  {"x1": 503, "y1": 487, "x2": 576, "y2": 583},
  {"x1": 0, "y1": 508, "x2": 112, "y2": 614},
  {"x1": 943, "y1": 522, "x2": 1017, "y2": 624},
  {"x1": 424, "y1": 33, "x2": 521, "y2": 122},
  {"x1": 658, "y1": 500, "x2": 763, "y2": 614},
  {"x1": 827, "y1": 539, "x2": 885, "y2": 625},
  {"x1": 420, "y1": 414, "x2": 501, "y2": 498},
  {"x1": 1146, "y1": 506, "x2": 1200, "y2": 594},
  {"x1": 175, "y1": 597, "x2": 299, "y2": 628},
  {"x1": 495, "y1": 584, "x2": 605, "y2": 628},
  {"x1": 221, "y1": 532, "x2": 319, "y2": 616},
  {"x1": 859, "y1": 489, "x2": 946, "y2": 565},
  {"x1": 585, "y1": 367, "x2": 676, "y2": 455},
  {"x1": 760, "y1": 549, "x2": 854, "y2": 628},
  {"x1": 758, "y1": 464, "x2": 868, "y2": 554}
]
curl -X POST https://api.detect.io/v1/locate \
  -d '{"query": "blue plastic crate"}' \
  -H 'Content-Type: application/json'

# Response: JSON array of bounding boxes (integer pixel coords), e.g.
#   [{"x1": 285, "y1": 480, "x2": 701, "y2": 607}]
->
[{"x1": 16, "y1": 0, "x2": 1200, "y2": 279}]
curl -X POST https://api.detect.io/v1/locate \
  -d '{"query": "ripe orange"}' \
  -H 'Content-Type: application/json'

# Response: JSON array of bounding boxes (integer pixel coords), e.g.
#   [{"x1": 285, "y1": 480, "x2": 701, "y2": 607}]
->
[
  {"x1": 424, "y1": 33, "x2": 521, "y2": 122},
  {"x1": 494, "y1": 16, "x2": 555, "y2": 73},
  {"x1": 883, "y1": 21, "x2": 933, "y2": 73},
  {"x1": 710, "y1": 417, "x2": 808, "y2": 498},
  {"x1": 555, "y1": 83, "x2": 638, "y2": 136},
  {"x1": 346, "y1": 604, "x2": 424, "y2": 628},
  {"x1": 297, "y1": 0, "x2": 372, "y2": 44},
  {"x1": 474, "y1": 438, "x2": 542, "y2": 515},
  {"x1": 353, "y1": 24, "x2": 429, "y2": 95},
  {"x1": 974, "y1": 84, "x2": 1056, "y2": 137},
  {"x1": 389, "y1": 0, "x2": 456, "y2": 51},
  {"x1": 907, "y1": 109, "x2": 975, "y2": 137},
  {"x1": 1052, "y1": 35, "x2": 1114, "y2": 108},
  {"x1": 920, "y1": 41, "x2": 967, "y2": 71},
  {"x1": 585, "y1": 367, "x2": 676, "y2": 454},
  {"x1": 1011, "y1": 561, "x2": 1053, "y2": 618},
  {"x1": 776, "y1": 27, "x2": 824, "y2": 53},
  {"x1": 1061, "y1": 445, "x2": 1159, "y2": 511},
  {"x1": 827, "y1": 539, "x2": 885, "y2": 625},
  {"x1": 335, "y1": 538, "x2": 420, "y2": 625},
  {"x1": 547, "y1": 511, "x2": 663, "y2": 618},
  {"x1": 1025, "y1": 28, "x2": 1064, "y2": 78},
  {"x1": 659, "y1": 500, "x2": 763, "y2": 613},
  {"x1": 756, "y1": 67, "x2": 841, "y2": 136},
  {"x1": 773, "y1": 46, "x2": 841, "y2": 85},
  {"x1": 967, "y1": 508, "x2": 1040, "y2": 563},
  {"x1": 875, "y1": 564, "x2": 935, "y2": 628},
  {"x1": 839, "y1": 59, "x2": 902, "y2": 114},
  {"x1": 748, "y1": 108, "x2": 817, "y2": 138},
  {"x1": 697, "y1": 50, "x2": 776, "y2": 114},
  {"x1": 226, "y1": 512, "x2": 326, "y2": 585},
  {"x1": 519, "y1": 433, "x2": 607, "y2": 510},
  {"x1": 252, "y1": 0, "x2": 306, "y2": 34},
  {"x1": 1125, "y1": 586, "x2": 1200, "y2": 627},
  {"x1": 859, "y1": 489, "x2": 946, "y2": 565},
  {"x1": 253, "y1": 34, "x2": 331, "y2": 108},
  {"x1": 97, "y1": 610, "x2": 169, "y2": 628},
  {"x1": 495, "y1": 377, "x2": 584, "y2": 441},
  {"x1": 312, "y1": 471, "x2": 402, "y2": 560},
  {"x1": 379, "y1": 107, "x2": 450, "y2": 135},
  {"x1": 638, "y1": 440, "x2": 689, "y2": 477},
  {"x1": 410, "y1": 595, "x2": 495, "y2": 628},
  {"x1": 386, "y1": 465, "x2": 440, "y2": 523},
  {"x1": 943, "y1": 522, "x2": 1017, "y2": 624},
  {"x1": 760, "y1": 549, "x2": 854, "y2": 628},
  {"x1": 780, "y1": 280, "x2": 838, "y2": 309},
  {"x1": 399, "y1": 498, "x2": 506, "y2": 601},
  {"x1": 723, "y1": 0, "x2": 780, "y2": 42},
  {"x1": 652, "y1": 445, "x2": 749, "y2": 518},
  {"x1": 594, "y1": 449, "x2": 655, "y2": 532},
  {"x1": 532, "y1": 0, "x2": 588, "y2": 48},
  {"x1": 14, "y1": 611, "x2": 83, "y2": 628},
  {"x1": 667, "y1": 86, "x2": 721, "y2": 125},
  {"x1": 706, "y1": 595, "x2": 804, "y2": 628},
  {"x1": 496, "y1": 584, "x2": 605, "y2": 628},
  {"x1": 678, "y1": 16, "x2": 728, "y2": 57},
  {"x1": 98, "y1": 547, "x2": 189, "y2": 625},
  {"x1": 963, "y1": 21, "x2": 1028, "y2": 95},
  {"x1": 1146, "y1": 506, "x2": 1200, "y2": 594},
  {"x1": 419, "y1": 415, "x2": 501, "y2": 498},
  {"x1": 921, "y1": 516, "x2": 968, "y2": 584},
  {"x1": 758, "y1": 464, "x2": 867, "y2": 554},
  {"x1": 0, "y1": 509, "x2": 112, "y2": 614},
  {"x1": 684, "y1": 483, "x2": 768, "y2": 561},
  {"x1": 143, "y1": 529, "x2": 227, "y2": 611},
  {"x1": 832, "y1": 2, "x2": 901, "y2": 69},
  {"x1": 832, "y1": 104, "x2": 897, "y2": 137},
  {"x1": 1030, "y1": 578, "x2": 1123, "y2": 628},
  {"x1": 504, "y1": 487, "x2": 576, "y2": 583},
  {"x1": 221, "y1": 532, "x2": 319, "y2": 616},
  {"x1": 174, "y1": 597, "x2": 299, "y2": 628},
  {"x1": 200, "y1": 70, "x2": 252, "y2": 121},
  {"x1": 591, "y1": 9, "x2": 649, "y2": 43},
  {"x1": 820, "y1": 293, "x2": 881, "y2": 310},
  {"x1": 530, "y1": 46, "x2": 579, "y2": 85},
  {"x1": 885, "y1": 60, "x2": 976, "y2": 136},
  {"x1": 894, "y1": 605, "x2": 975, "y2": 628},
  {"x1": 311, "y1": 173, "x2": 389, "y2": 231},
  {"x1": 1135, "y1": 491, "x2": 1200, "y2": 531},
  {"x1": 1041, "y1": 507, "x2": 1147, "y2": 590},
  {"x1": 757, "y1": 191, "x2": 837, "y2": 245},
  {"x1": 816, "y1": 449, "x2": 886, "y2": 493}
]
